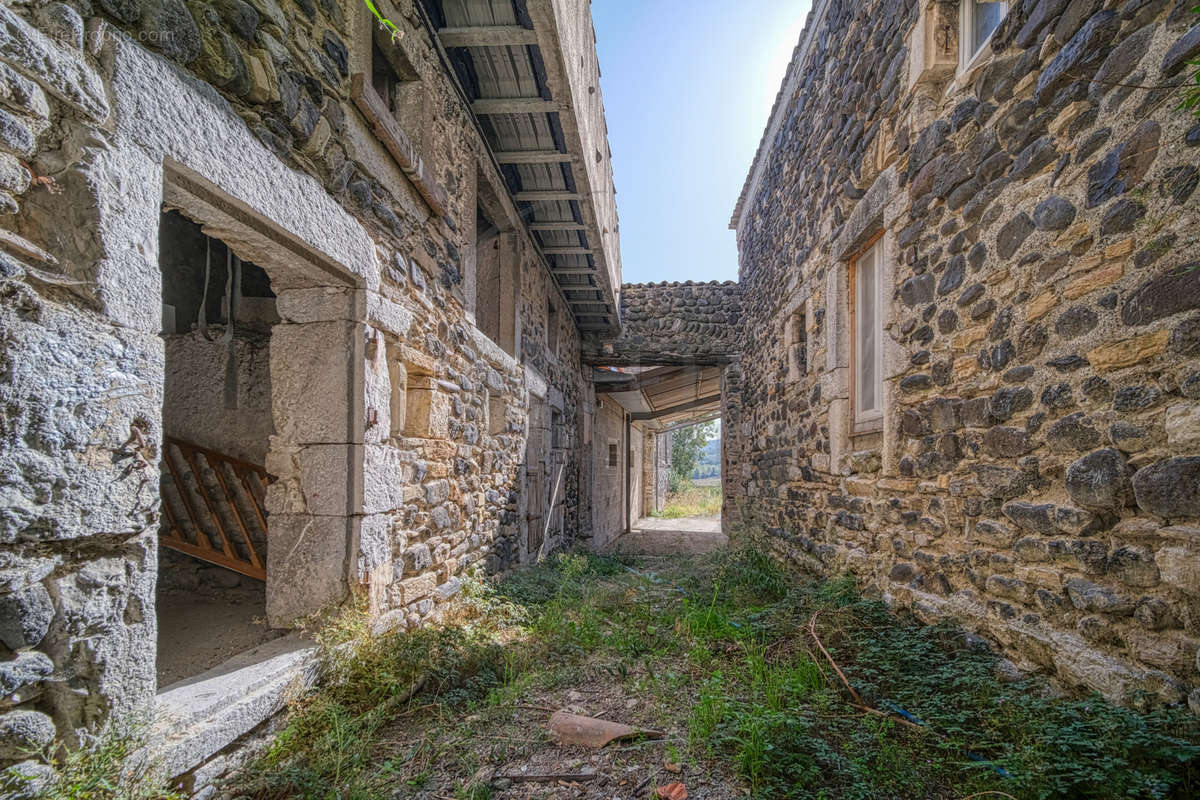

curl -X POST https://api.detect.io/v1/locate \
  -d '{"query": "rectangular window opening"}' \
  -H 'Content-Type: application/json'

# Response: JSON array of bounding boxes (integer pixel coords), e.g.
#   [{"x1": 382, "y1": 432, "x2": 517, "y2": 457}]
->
[
  {"x1": 962, "y1": 1, "x2": 1009, "y2": 67},
  {"x1": 608, "y1": 442, "x2": 619, "y2": 468},
  {"x1": 371, "y1": 39, "x2": 399, "y2": 112},
  {"x1": 551, "y1": 409, "x2": 564, "y2": 450},
  {"x1": 475, "y1": 203, "x2": 503, "y2": 343},
  {"x1": 473, "y1": 172, "x2": 518, "y2": 356},
  {"x1": 851, "y1": 237, "x2": 885, "y2": 433},
  {"x1": 402, "y1": 368, "x2": 439, "y2": 438},
  {"x1": 790, "y1": 310, "x2": 807, "y2": 377},
  {"x1": 547, "y1": 299, "x2": 560, "y2": 357}
]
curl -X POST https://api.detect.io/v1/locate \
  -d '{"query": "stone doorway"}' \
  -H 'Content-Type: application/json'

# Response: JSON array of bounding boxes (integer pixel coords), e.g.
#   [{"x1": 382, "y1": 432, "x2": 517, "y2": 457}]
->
[
  {"x1": 148, "y1": 166, "x2": 367, "y2": 777},
  {"x1": 155, "y1": 210, "x2": 284, "y2": 687},
  {"x1": 148, "y1": 174, "x2": 369, "y2": 685}
]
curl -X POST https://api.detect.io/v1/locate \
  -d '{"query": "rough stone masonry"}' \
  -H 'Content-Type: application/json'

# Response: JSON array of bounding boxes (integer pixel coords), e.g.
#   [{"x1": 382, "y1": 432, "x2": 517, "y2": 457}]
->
[
  {"x1": 0, "y1": 0, "x2": 619, "y2": 786},
  {"x1": 729, "y1": 0, "x2": 1200, "y2": 711},
  {"x1": 2, "y1": 0, "x2": 1200, "y2": 791}
]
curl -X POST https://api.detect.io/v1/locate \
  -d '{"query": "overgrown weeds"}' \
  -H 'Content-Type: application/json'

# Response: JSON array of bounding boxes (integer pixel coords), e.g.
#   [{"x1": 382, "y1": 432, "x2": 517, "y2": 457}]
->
[
  {"x1": 652, "y1": 483, "x2": 722, "y2": 518},
  {"x1": 236, "y1": 546, "x2": 1199, "y2": 799},
  {"x1": 0, "y1": 721, "x2": 184, "y2": 800}
]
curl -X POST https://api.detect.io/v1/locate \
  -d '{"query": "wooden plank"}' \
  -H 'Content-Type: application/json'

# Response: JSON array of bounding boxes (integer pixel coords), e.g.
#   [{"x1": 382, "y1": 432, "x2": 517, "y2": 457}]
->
[
  {"x1": 205, "y1": 455, "x2": 263, "y2": 570},
  {"x1": 542, "y1": 247, "x2": 593, "y2": 256},
  {"x1": 645, "y1": 373, "x2": 707, "y2": 398},
  {"x1": 645, "y1": 373, "x2": 720, "y2": 402},
  {"x1": 595, "y1": 366, "x2": 693, "y2": 394},
  {"x1": 161, "y1": 538, "x2": 267, "y2": 581},
  {"x1": 514, "y1": 190, "x2": 579, "y2": 203},
  {"x1": 237, "y1": 467, "x2": 270, "y2": 538},
  {"x1": 529, "y1": 221, "x2": 586, "y2": 231},
  {"x1": 350, "y1": 74, "x2": 449, "y2": 216},
  {"x1": 630, "y1": 394, "x2": 722, "y2": 421},
  {"x1": 438, "y1": 25, "x2": 538, "y2": 47},
  {"x1": 162, "y1": 443, "x2": 213, "y2": 551},
  {"x1": 472, "y1": 97, "x2": 558, "y2": 115},
  {"x1": 179, "y1": 446, "x2": 238, "y2": 561},
  {"x1": 551, "y1": 268, "x2": 595, "y2": 275},
  {"x1": 495, "y1": 151, "x2": 574, "y2": 165}
]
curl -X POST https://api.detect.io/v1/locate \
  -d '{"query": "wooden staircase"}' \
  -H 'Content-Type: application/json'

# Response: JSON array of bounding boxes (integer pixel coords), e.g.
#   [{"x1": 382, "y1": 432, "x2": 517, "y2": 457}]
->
[{"x1": 159, "y1": 437, "x2": 272, "y2": 580}]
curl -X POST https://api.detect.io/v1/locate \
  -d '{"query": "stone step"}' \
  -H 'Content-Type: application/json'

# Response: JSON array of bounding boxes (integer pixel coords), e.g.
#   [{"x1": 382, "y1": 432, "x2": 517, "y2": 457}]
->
[{"x1": 149, "y1": 633, "x2": 318, "y2": 778}]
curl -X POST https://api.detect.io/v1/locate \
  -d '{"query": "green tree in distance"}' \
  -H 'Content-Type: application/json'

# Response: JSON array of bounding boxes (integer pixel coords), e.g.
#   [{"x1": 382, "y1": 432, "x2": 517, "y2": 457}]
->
[{"x1": 670, "y1": 421, "x2": 718, "y2": 493}]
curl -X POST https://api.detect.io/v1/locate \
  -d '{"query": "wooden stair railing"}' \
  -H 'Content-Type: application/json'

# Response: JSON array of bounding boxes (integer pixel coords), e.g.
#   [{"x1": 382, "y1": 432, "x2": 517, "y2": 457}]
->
[{"x1": 159, "y1": 437, "x2": 272, "y2": 581}]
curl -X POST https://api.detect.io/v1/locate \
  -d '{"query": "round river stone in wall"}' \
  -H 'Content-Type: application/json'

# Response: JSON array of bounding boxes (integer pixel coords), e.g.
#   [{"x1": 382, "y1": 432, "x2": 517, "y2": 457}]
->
[
  {"x1": 1033, "y1": 195, "x2": 1077, "y2": 231},
  {"x1": 1066, "y1": 448, "x2": 1131, "y2": 511},
  {"x1": 1132, "y1": 457, "x2": 1200, "y2": 518}
]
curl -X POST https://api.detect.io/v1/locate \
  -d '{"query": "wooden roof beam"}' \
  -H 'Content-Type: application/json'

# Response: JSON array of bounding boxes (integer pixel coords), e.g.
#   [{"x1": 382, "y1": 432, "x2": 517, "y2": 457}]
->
[
  {"x1": 630, "y1": 394, "x2": 722, "y2": 421},
  {"x1": 472, "y1": 97, "x2": 558, "y2": 115},
  {"x1": 438, "y1": 26, "x2": 539, "y2": 47},
  {"x1": 495, "y1": 150, "x2": 574, "y2": 165},
  {"x1": 514, "y1": 190, "x2": 579, "y2": 202},
  {"x1": 528, "y1": 221, "x2": 587, "y2": 231},
  {"x1": 595, "y1": 366, "x2": 693, "y2": 394}
]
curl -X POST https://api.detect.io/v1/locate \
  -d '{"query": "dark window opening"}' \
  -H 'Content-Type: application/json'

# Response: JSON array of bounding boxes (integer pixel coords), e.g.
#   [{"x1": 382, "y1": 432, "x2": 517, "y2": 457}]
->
[
  {"x1": 372, "y1": 39, "x2": 399, "y2": 112},
  {"x1": 551, "y1": 409, "x2": 564, "y2": 449},
  {"x1": 475, "y1": 203, "x2": 502, "y2": 344},
  {"x1": 547, "y1": 299, "x2": 559, "y2": 356},
  {"x1": 791, "y1": 311, "x2": 807, "y2": 375},
  {"x1": 608, "y1": 443, "x2": 618, "y2": 468}
]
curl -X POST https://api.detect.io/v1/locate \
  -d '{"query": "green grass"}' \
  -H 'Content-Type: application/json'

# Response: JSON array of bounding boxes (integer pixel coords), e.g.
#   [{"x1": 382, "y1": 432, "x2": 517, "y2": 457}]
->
[
  {"x1": 233, "y1": 546, "x2": 1200, "y2": 800},
  {"x1": 652, "y1": 483, "x2": 722, "y2": 518},
  {"x1": 0, "y1": 721, "x2": 185, "y2": 800}
]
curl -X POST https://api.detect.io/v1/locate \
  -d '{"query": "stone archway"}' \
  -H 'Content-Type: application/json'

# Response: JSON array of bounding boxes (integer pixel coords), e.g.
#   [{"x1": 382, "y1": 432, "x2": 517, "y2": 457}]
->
[{"x1": 581, "y1": 281, "x2": 744, "y2": 548}]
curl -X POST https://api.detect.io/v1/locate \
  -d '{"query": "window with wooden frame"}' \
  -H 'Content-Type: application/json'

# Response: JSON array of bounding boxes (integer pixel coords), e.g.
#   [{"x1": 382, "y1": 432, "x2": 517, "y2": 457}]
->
[
  {"x1": 607, "y1": 442, "x2": 619, "y2": 468},
  {"x1": 960, "y1": 1, "x2": 1008, "y2": 73},
  {"x1": 850, "y1": 235, "x2": 885, "y2": 434}
]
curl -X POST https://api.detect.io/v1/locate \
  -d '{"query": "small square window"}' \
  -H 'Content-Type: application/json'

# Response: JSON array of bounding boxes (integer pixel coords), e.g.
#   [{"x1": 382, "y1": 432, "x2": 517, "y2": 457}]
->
[{"x1": 962, "y1": 2, "x2": 1008, "y2": 69}]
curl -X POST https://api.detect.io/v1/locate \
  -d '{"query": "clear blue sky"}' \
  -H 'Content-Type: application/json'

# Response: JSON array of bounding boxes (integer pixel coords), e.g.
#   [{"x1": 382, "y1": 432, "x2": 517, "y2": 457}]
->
[{"x1": 592, "y1": 1, "x2": 811, "y2": 284}]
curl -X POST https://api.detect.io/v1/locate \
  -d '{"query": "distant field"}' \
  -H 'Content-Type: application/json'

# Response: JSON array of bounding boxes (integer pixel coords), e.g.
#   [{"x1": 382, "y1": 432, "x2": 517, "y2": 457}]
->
[
  {"x1": 692, "y1": 476, "x2": 721, "y2": 487},
  {"x1": 654, "y1": 483, "x2": 722, "y2": 518}
]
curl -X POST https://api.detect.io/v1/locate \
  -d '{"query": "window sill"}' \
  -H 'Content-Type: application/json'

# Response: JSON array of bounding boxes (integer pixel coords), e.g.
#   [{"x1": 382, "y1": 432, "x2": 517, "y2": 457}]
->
[{"x1": 852, "y1": 416, "x2": 884, "y2": 436}]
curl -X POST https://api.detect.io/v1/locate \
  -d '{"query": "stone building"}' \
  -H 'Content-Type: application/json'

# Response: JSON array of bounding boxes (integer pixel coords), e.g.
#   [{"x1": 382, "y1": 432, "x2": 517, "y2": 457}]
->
[
  {"x1": 0, "y1": 0, "x2": 653, "y2": 785},
  {"x1": 4, "y1": 0, "x2": 1200, "y2": 791},
  {"x1": 728, "y1": 0, "x2": 1200, "y2": 709}
]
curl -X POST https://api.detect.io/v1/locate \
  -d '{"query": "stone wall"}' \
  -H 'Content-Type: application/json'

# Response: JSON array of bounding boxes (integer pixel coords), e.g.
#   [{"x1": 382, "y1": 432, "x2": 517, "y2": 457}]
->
[
  {"x1": 0, "y1": 0, "x2": 597, "y2": 781},
  {"x1": 730, "y1": 0, "x2": 1200, "y2": 708},
  {"x1": 582, "y1": 281, "x2": 743, "y2": 366},
  {"x1": 590, "y1": 398, "x2": 626, "y2": 548},
  {"x1": 646, "y1": 430, "x2": 670, "y2": 515}
]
